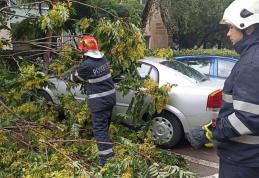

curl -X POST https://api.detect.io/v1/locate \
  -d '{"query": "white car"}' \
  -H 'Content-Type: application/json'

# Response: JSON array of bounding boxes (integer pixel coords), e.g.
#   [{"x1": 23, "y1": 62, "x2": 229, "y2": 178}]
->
[{"x1": 41, "y1": 57, "x2": 224, "y2": 147}]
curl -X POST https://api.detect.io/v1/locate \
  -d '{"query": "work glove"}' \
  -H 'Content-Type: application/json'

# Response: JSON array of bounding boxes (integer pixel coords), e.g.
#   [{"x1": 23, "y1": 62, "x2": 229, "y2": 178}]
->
[
  {"x1": 186, "y1": 121, "x2": 213, "y2": 149},
  {"x1": 60, "y1": 73, "x2": 69, "y2": 81},
  {"x1": 203, "y1": 122, "x2": 213, "y2": 148},
  {"x1": 60, "y1": 66, "x2": 78, "y2": 81}
]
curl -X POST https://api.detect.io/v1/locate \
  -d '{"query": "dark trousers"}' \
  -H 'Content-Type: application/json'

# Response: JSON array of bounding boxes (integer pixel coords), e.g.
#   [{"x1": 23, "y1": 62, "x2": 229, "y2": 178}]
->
[
  {"x1": 219, "y1": 158, "x2": 259, "y2": 178},
  {"x1": 92, "y1": 108, "x2": 114, "y2": 165}
]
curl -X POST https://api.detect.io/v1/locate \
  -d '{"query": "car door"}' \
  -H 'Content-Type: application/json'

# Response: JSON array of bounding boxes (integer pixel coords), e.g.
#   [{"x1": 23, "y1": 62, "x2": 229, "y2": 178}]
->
[
  {"x1": 49, "y1": 78, "x2": 86, "y2": 102},
  {"x1": 113, "y1": 62, "x2": 158, "y2": 126}
]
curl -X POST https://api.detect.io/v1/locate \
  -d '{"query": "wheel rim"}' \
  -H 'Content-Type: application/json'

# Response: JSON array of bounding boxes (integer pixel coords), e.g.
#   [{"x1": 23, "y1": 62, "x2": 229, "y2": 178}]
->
[{"x1": 150, "y1": 116, "x2": 173, "y2": 142}]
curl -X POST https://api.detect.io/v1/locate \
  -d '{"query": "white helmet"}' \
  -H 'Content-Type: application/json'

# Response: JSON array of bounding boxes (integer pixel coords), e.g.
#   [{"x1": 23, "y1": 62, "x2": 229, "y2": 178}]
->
[
  {"x1": 84, "y1": 50, "x2": 104, "y2": 59},
  {"x1": 220, "y1": 0, "x2": 259, "y2": 30}
]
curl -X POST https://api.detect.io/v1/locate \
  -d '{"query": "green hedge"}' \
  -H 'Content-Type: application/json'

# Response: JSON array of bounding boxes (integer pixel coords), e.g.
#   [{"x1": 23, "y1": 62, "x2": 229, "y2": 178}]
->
[
  {"x1": 173, "y1": 49, "x2": 239, "y2": 58},
  {"x1": 146, "y1": 48, "x2": 239, "y2": 59}
]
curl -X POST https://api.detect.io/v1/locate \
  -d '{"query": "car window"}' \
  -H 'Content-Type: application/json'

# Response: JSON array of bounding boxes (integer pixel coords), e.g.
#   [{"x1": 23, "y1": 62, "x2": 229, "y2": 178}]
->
[
  {"x1": 161, "y1": 60, "x2": 207, "y2": 82},
  {"x1": 137, "y1": 63, "x2": 151, "y2": 78},
  {"x1": 149, "y1": 67, "x2": 159, "y2": 82},
  {"x1": 180, "y1": 58, "x2": 211, "y2": 76},
  {"x1": 137, "y1": 63, "x2": 159, "y2": 82},
  {"x1": 217, "y1": 59, "x2": 235, "y2": 78}
]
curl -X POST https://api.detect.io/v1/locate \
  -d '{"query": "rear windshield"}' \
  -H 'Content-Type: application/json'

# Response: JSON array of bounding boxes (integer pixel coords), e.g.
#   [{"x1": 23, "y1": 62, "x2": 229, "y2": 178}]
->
[{"x1": 161, "y1": 60, "x2": 208, "y2": 82}]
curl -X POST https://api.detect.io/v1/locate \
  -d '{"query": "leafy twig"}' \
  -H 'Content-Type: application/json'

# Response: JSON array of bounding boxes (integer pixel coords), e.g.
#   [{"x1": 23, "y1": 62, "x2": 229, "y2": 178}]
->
[{"x1": 39, "y1": 139, "x2": 95, "y2": 178}]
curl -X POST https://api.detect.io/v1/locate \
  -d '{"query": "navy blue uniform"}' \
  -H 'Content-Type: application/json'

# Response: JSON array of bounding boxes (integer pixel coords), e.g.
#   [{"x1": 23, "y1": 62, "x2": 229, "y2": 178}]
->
[
  {"x1": 213, "y1": 30, "x2": 259, "y2": 177},
  {"x1": 70, "y1": 55, "x2": 116, "y2": 166}
]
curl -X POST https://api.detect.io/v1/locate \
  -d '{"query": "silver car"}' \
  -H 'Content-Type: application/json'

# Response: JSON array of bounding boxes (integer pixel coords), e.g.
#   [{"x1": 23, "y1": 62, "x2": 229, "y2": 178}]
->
[{"x1": 42, "y1": 57, "x2": 224, "y2": 147}]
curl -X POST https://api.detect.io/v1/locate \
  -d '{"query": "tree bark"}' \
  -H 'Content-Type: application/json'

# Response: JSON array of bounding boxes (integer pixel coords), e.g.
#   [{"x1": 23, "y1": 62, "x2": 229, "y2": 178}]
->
[
  {"x1": 159, "y1": 0, "x2": 179, "y2": 49},
  {"x1": 141, "y1": 0, "x2": 155, "y2": 28},
  {"x1": 42, "y1": 28, "x2": 53, "y2": 73}
]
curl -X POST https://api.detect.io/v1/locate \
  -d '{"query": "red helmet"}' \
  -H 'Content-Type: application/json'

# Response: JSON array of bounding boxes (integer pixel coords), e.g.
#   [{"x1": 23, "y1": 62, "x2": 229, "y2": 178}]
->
[{"x1": 78, "y1": 36, "x2": 104, "y2": 58}]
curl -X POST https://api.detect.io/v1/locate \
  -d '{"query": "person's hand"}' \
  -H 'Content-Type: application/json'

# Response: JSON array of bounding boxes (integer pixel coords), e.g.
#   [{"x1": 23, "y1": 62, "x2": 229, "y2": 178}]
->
[
  {"x1": 60, "y1": 66, "x2": 77, "y2": 81},
  {"x1": 60, "y1": 73, "x2": 69, "y2": 80},
  {"x1": 186, "y1": 121, "x2": 214, "y2": 149}
]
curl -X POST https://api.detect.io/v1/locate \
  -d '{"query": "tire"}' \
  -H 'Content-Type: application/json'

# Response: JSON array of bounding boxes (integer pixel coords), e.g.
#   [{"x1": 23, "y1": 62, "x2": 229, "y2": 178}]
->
[
  {"x1": 150, "y1": 111, "x2": 183, "y2": 148},
  {"x1": 29, "y1": 90, "x2": 53, "y2": 103},
  {"x1": 37, "y1": 90, "x2": 54, "y2": 105},
  {"x1": 33, "y1": 90, "x2": 65, "y2": 120}
]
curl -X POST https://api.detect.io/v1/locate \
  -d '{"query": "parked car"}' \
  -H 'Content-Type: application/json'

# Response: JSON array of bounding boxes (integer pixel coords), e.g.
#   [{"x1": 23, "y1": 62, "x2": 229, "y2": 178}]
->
[
  {"x1": 41, "y1": 57, "x2": 224, "y2": 147},
  {"x1": 175, "y1": 55, "x2": 238, "y2": 79}
]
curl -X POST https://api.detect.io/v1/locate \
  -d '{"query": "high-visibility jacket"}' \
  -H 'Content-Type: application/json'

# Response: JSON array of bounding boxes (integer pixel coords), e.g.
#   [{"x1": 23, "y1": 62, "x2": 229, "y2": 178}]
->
[
  {"x1": 70, "y1": 56, "x2": 116, "y2": 112},
  {"x1": 213, "y1": 29, "x2": 259, "y2": 167}
]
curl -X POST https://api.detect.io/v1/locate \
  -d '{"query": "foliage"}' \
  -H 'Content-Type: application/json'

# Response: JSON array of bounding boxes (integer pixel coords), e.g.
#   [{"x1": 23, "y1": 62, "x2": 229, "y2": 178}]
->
[
  {"x1": 70, "y1": 0, "x2": 144, "y2": 27},
  {"x1": 143, "y1": 79, "x2": 172, "y2": 114},
  {"x1": 94, "y1": 18, "x2": 145, "y2": 74},
  {"x1": 145, "y1": 48, "x2": 174, "y2": 59},
  {"x1": 0, "y1": 0, "x2": 196, "y2": 177},
  {"x1": 40, "y1": 3, "x2": 70, "y2": 32},
  {"x1": 117, "y1": 78, "x2": 172, "y2": 127},
  {"x1": 146, "y1": 48, "x2": 239, "y2": 59},
  {"x1": 0, "y1": 39, "x2": 3, "y2": 49},
  {"x1": 160, "y1": 0, "x2": 233, "y2": 49},
  {"x1": 0, "y1": 90, "x2": 194, "y2": 177},
  {"x1": 11, "y1": 18, "x2": 45, "y2": 41},
  {"x1": 173, "y1": 48, "x2": 239, "y2": 58}
]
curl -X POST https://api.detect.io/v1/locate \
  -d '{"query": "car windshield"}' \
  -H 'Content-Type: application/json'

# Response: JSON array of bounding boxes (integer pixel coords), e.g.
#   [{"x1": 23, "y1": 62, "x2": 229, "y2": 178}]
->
[{"x1": 160, "y1": 60, "x2": 208, "y2": 82}]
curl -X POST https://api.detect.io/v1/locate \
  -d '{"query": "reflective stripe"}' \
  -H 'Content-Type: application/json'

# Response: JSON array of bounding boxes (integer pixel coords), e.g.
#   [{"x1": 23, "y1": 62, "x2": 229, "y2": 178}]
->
[
  {"x1": 88, "y1": 88, "x2": 115, "y2": 99},
  {"x1": 230, "y1": 135, "x2": 259, "y2": 144},
  {"x1": 223, "y1": 93, "x2": 233, "y2": 103},
  {"x1": 98, "y1": 148, "x2": 113, "y2": 155},
  {"x1": 75, "y1": 70, "x2": 85, "y2": 82},
  {"x1": 88, "y1": 73, "x2": 111, "y2": 83},
  {"x1": 233, "y1": 100, "x2": 259, "y2": 115},
  {"x1": 70, "y1": 74, "x2": 74, "y2": 82},
  {"x1": 228, "y1": 113, "x2": 252, "y2": 135}
]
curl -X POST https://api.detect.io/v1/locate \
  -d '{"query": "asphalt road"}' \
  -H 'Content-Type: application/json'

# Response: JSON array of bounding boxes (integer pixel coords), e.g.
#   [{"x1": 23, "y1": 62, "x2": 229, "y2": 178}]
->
[{"x1": 169, "y1": 139, "x2": 219, "y2": 178}]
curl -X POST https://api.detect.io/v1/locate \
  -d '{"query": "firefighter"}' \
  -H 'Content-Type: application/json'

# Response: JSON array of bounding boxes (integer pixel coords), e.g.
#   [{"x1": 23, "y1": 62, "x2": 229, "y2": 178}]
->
[
  {"x1": 187, "y1": 0, "x2": 259, "y2": 177},
  {"x1": 70, "y1": 36, "x2": 116, "y2": 166},
  {"x1": 213, "y1": 0, "x2": 259, "y2": 177}
]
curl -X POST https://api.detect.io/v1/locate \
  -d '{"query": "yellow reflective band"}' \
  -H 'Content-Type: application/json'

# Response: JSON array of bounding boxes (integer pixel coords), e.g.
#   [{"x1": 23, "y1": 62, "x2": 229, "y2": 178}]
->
[
  {"x1": 205, "y1": 142, "x2": 214, "y2": 148},
  {"x1": 70, "y1": 74, "x2": 74, "y2": 82}
]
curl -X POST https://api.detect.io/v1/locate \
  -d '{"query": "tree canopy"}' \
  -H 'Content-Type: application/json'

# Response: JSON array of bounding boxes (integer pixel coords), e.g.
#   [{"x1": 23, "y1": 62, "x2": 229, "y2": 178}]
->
[
  {"x1": 0, "y1": 0, "x2": 195, "y2": 177},
  {"x1": 159, "y1": 0, "x2": 233, "y2": 49}
]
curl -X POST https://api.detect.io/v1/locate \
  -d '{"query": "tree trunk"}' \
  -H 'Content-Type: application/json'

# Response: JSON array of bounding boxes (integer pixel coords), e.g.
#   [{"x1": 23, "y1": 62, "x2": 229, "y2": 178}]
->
[
  {"x1": 42, "y1": 1, "x2": 54, "y2": 73},
  {"x1": 43, "y1": 28, "x2": 53, "y2": 73},
  {"x1": 142, "y1": 0, "x2": 155, "y2": 28},
  {"x1": 159, "y1": 1, "x2": 179, "y2": 49}
]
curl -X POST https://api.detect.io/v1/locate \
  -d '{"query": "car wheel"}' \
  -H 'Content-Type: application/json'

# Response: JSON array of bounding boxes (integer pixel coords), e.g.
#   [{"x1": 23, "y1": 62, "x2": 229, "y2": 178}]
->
[
  {"x1": 29, "y1": 90, "x2": 52, "y2": 103},
  {"x1": 32, "y1": 90, "x2": 65, "y2": 120},
  {"x1": 37, "y1": 90, "x2": 54, "y2": 105},
  {"x1": 150, "y1": 111, "x2": 183, "y2": 148}
]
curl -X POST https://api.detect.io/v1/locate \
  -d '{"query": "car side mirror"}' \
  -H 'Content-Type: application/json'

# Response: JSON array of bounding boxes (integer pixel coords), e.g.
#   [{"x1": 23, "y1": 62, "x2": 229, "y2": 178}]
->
[
  {"x1": 36, "y1": 71, "x2": 46, "y2": 77},
  {"x1": 113, "y1": 75, "x2": 124, "y2": 83}
]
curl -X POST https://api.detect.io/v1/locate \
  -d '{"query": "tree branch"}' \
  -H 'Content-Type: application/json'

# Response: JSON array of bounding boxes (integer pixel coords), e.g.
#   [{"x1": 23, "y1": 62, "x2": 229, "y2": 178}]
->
[
  {"x1": 0, "y1": 0, "x2": 50, "y2": 12},
  {"x1": 40, "y1": 140, "x2": 94, "y2": 177}
]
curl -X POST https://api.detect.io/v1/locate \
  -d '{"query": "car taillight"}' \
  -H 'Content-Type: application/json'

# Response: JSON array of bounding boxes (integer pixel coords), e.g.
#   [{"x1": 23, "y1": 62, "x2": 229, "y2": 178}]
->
[{"x1": 207, "y1": 89, "x2": 222, "y2": 110}]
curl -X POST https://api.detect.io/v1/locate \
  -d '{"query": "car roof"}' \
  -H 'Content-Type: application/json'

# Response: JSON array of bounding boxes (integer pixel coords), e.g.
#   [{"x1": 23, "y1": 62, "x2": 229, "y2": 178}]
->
[
  {"x1": 141, "y1": 56, "x2": 168, "y2": 63},
  {"x1": 175, "y1": 55, "x2": 239, "y2": 61}
]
